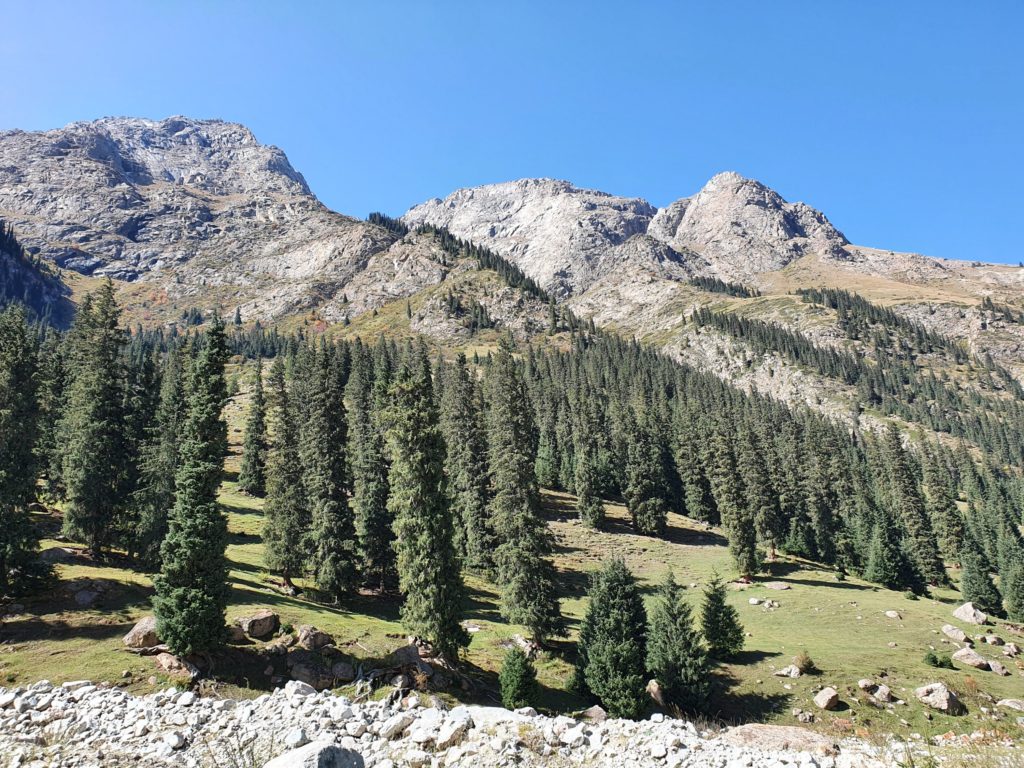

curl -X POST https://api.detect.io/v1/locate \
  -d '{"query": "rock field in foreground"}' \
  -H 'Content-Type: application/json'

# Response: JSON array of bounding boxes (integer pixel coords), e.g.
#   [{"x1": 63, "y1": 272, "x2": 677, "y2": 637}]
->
[{"x1": 0, "y1": 678, "x2": 922, "y2": 768}]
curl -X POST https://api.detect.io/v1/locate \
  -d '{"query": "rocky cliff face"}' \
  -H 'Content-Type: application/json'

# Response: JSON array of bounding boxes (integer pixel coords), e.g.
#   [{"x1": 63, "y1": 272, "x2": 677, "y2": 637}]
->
[{"x1": 403, "y1": 172, "x2": 853, "y2": 291}]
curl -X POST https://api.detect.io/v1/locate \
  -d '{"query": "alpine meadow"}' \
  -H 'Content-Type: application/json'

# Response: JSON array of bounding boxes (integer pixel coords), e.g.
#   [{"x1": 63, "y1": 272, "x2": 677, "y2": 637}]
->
[{"x1": 2, "y1": 6, "x2": 1024, "y2": 766}]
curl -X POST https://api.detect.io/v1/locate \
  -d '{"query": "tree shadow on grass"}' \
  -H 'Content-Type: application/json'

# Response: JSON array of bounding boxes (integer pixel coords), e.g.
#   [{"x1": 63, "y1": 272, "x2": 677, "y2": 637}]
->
[
  {"x1": 706, "y1": 665, "x2": 793, "y2": 725},
  {"x1": 728, "y1": 649, "x2": 782, "y2": 665},
  {"x1": 221, "y1": 501, "x2": 262, "y2": 517},
  {"x1": 758, "y1": 575, "x2": 874, "y2": 592},
  {"x1": 1, "y1": 614, "x2": 135, "y2": 644},
  {"x1": 461, "y1": 585, "x2": 503, "y2": 624},
  {"x1": 662, "y1": 519, "x2": 729, "y2": 548}
]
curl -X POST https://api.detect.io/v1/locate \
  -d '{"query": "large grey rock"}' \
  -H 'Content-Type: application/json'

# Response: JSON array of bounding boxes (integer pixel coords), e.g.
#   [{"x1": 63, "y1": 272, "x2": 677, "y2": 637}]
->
[
  {"x1": 941, "y1": 624, "x2": 968, "y2": 643},
  {"x1": 915, "y1": 682, "x2": 966, "y2": 714},
  {"x1": 997, "y1": 699, "x2": 1024, "y2": 712},
  {"x1": 236, "y1": 609, "x2": 280, "y2": 640},
  {"x1": 122, "y1": 616, "x2": 159, "y2": 649},
  {"x1": 813, "y1": 687, "x2": 840, "y2": 710},
  {"x1": 262, "y1": 741, "x2": 363, "y2": 768},
  {"x1": 952, "y1": 602, "x2": 988, "y2": 625},
  {"x1": 296, "y1": 625, "x2": 334, "y2": 651},
  {"x1": 952, "y1": 647, "x2": 990, "y2": 670}
]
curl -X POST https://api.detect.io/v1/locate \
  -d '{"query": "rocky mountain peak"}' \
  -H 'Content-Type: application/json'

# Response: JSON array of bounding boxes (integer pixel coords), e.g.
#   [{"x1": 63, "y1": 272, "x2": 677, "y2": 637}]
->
[
  {"x1": 404, "y1": 178, "x2": 659, "y2": 295},
  {"x1": 647, "y1": 171, "x2": 850, "y2": 280}
]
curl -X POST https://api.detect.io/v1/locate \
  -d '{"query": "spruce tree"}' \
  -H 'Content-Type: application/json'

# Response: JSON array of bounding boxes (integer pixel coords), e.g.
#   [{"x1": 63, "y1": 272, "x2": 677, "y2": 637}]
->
[
  {"x1": 738, "y1": 425, "x2": 782, "y2": 559},
  {"x1": 34, "y1": 331, "x2": 67, "y2": 501},
  {"x1": 439, "y1": 354, "x2": 493, "y2": 572},
  {"x1": 303, "y1": 343, "x2": 359, "y2": 601},
  {"x1": 883, "y1": 427, "x2": 947, "y2": 586},
  {"x1": 347, "y1": 342, "x2": 395, "y2": 590},
  {"x1": 574, "y1": 558, "x2": 648, "y2": 719},
  {"x1": 0, "y1": 306, "x2": 40, "y2": 592},
  {"x1": 499, "y1": 647, "x2": 538, "y2": 709},
  {"x1": 1003, "y1": 562, "x2": 1024, "y2": 622},
  {"x1": 863, "y1": 509, "x2": 925, "y2": 593},
  {"x1": 709, "y1": 424, "x2": 760, "y2": 577},
  {"x1": 624, "y1": 410, "x2": 669, "y2": 536},
  {"x1": 922, "y1": 449, "x2": 965, "y2": 566},
  {"x1": 672, "y1": 407, "x2": 716, "y2": 523},
  {"x1": 237, "y1": 360, "x2": 268, "y2": 496},
  {"x1": 959, "y1": 544, "x2": 1003, "y2": 617},
  {"x1": 700, "y1": 572, "x2": 744, "y2": 660},
  {"x1": 152, "y1": 320, "x2": 230, "y2": 655},
  {"x1": 486, "y1": 337, "x2": 565, "y2": 642},
  {"x1": 647, "y1": 572, "x2": 711, "y2": 714},
  {"x1": 60, "y1": 282, "x2": 129, "y2": 556},
  {"x1": 130, "y1": 346, "x2": 186, "y2": 566},
  {"x1": 262, "y1": 356, "x2": 310, "y2": 588},
  {"x1": 385, "y1": 354, "x2": 468, "y2": 659},
  {"x1": 573, "y1": 392, "x2": 605, "y2": 529}
]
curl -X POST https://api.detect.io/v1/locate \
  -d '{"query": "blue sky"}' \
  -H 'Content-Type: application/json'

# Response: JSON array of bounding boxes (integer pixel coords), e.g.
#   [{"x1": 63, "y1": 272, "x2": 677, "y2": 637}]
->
[{"x1": 4, "y1": 1, "x2": 1022, "y2": 263}]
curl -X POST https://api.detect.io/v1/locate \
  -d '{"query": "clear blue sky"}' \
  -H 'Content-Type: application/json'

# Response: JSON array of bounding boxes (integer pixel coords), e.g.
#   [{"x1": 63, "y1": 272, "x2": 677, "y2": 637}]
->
[{"x1": 4, "y1": 1, "x2": 1022, "y2": 263}]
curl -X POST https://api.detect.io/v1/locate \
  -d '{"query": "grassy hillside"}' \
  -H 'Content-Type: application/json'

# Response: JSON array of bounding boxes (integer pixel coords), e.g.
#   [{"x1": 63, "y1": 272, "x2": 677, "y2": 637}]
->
[{"x1": 2, "y1": 368, "x2": 1022, "y2": 748}]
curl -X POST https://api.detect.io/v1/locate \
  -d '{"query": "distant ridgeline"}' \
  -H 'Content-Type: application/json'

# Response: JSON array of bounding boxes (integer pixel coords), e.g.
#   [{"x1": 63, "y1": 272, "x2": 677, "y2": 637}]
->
[
  {"x1": 693, "y1": 288, "x2": 1024, "y2": 466},
  {"x1": 0, "y1": 220, "x2": 72, "y2": 326}
]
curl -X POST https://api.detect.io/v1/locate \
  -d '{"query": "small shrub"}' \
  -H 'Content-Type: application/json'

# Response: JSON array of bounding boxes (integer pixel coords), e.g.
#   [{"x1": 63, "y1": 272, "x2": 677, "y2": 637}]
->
[
  {"x1": 923, "y1": 650, "x2": 954, "y2": 669},
  {"x1": 793, "y1": 651, "x2": 817, "y2": 674},
  {"x1": 499, "y1": 647, "x2": 537, "y2": 710},
  {"x1": 834, "y1": 571, "x2": 846, "y2": 582},
  {"x1": 280, "y1": 623, "x2": 294, "y2": 636},
  {"x1": 904, "y1": 590, "x2": 919, "y2": 601}
]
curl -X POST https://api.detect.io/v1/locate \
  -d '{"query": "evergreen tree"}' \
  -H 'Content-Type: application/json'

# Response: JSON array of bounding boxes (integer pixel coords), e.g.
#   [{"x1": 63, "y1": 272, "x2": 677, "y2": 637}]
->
[
  {"x1": 738, "y1": 425, "x2": 782, "y2": 559},
  {"x1": 237, "y1": 360, "x2": 268, "y2": 496},
  {"x1": 438, "y1": 354, "x2": 494, "y2": 572},
  {"x1": 624, "y1": 410, "x2": 669, "y2": 536},
  {"x1": 922, "y1": 449, "x2": 965, "y2": 565},
  {"x1": 499, "y1": 647, "x2": 538, "y2": 709},
  {"x1": 672, "y1": 408, "x2": 716, "y2": 523},
  {"x1": 302, "y1": 343, "x2": 359, "y2": 601},
  {"x1": 883, "y1": 427, "x2": 947, "y2": 586},
  {"x1": 700, "y1": 572, "x2": 744, "y2": 659},
  {"x1": 647, "y1": 572, "x2": 711, "y2": 714},
  {"x1": 34, "y1": 331, "x2": 67, "y2": 501},
  {"x1": 60, "y1": 282, "x2": 129, "y2": 556},
  {"x1": 347, "y1": 342, "x2": 395, "y2": 590},
  {"x1": 486, "y1": 337, "x2": 565, "y2": 642},
  {"x1": 1002, "y1": 562, "x2": 1024, "y2": 622},
  {"x1": 152, "y1": 320, "x2": 230, "y2": 655},
  {"x1": 262, "y1": 357, "x2": 310, "y2": 588},
  {"x1": 573, "y1": 392, "x2": 605, "y2": 528},
  {"x1": 385, "y1": 354, "x2": 468, "y2": 659},
  {"x1": 574, "y1": 558, "x2": 648, "y2": 719},
  {"x1": 863, "y1": 509, "x2": 925, "y2": 593},
  {"x1": 709, "y1": 423, "x2": 760, "y2": 577},
  {"x1": 959, "y1": 544, "x2": 1003, "y2": 617},
  {"x1": 130, "y1": 346, "x2": 186, "y2": 565},
  {"x1": 0, "y1": 306, "x2": 40, "y2": 592}
]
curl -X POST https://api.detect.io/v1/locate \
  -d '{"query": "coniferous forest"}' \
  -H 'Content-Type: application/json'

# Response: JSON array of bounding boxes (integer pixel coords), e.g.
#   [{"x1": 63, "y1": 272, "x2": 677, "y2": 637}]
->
[{"x1": 2, "y1": 259, "x2": 1024, "y2": 716}]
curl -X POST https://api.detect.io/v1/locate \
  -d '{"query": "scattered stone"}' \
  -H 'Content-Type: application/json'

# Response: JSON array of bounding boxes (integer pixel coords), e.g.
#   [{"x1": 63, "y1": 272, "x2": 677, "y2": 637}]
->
[
  {"x1": 646, "y1": 678, "x2": 666, "y2": 708},
  {"x1": 263, "y1": 741, "x2": 361, "y2": 768},
  {"x1": 941, "y1": 624, "x2": 968, "y2": 643},
  {"x1": 915, "y1": 683, "x2": 966, "y2": 715},
  {"x1": 873, "y1": 684, "x2": 893, "y2": 703},
  {"x1": 952, "y1": 602, "x2": 987, "y2": 625},
  {"x1": 331, "y1": 661, "x2": 356, "y2": 682},
  {"x1": 857, "y1": 679, "x2": 875, "y2": 691},
  {"x1": 748, "y1": 597, "x2": 762, "y2": 605},
  {"x1": 284, "y1": 727, "x2": 309, "y2": 749},
  {"x1": 884, "y1": 610, "x2": 901, "y2": 620},
  {"x1": 296, "y1": 625, "x2": 334, "y2": 651},
  {"x1": 996, "y1": 699, "x2": 1024, "y2": 712},
  {"x1": 122, "y1": 616, "x2": 160, "y2": 649},
  {"x1": 813, "y1": 687, "x2": 839, "y2": 710},
  {"x1": 719, "y1": 724, "x2": 837, "y2": 756},
  {"x1": 581, "y1": 704, "x2": 607, "y2": 722},
  {"x1": 154, "y1": 653, "x2": 199, "y2": 680},
  {"x1": 988, "y1": 659, "x2": 1010, "y2": 676},
  {"x1": 164, "y1": 731, "x2": 186, "y2": 750},
  {"x1": 952, "y1": 647, "x2": 990, "y2": 670},
  {"x1": 1004, "y1": 642, "x2": 1020, "y2": 657},
  {"x1": 380, "y1": 712, "x2": 415, "y2": 740},
  {"x1": 983, "y1": 634, "x2": 1004, "y2": 646},
  {"x1": 235, "y1": 609, "x2": 280, "y2": 639},
  {"x1": 774, "y1": 665, "x2": 802, "y2": 678}
]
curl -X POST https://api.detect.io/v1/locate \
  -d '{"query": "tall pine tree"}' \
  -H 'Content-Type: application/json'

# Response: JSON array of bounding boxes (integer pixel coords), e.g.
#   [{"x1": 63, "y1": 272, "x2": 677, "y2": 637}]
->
[
  {"x1": 574, "y1": 557, "x2": 648, "y2": 719},
  {"x1": 60, "y1": 281, "x2": 129, "y2": 556},
  {"x1": 0, "y1": 306, "x2": 40, "y2": 592},
  {"x1": 486, "y1": 337, "x2": 565, "y2": 642},
  {"x1": 701, "y1": 572, "x2": 744, "y2": 659},
  {"x1": 237, "y1": 359, "x2": 268, "y2": 496},
  {"x1": 385, "y1": 352, "x2": 468, "y2": 659},
  {"x1": 152, "y1": 320, "x2": 230, "y2": 655},
  {"x1": 648, "y1": 572, "x2": 711, "y2": 714}
]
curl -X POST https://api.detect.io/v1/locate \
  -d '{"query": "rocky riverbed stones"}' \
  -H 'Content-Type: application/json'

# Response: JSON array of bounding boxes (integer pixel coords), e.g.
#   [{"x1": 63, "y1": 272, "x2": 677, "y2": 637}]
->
[{"x1": 0, "y1": 678, "x2": 894, "y2": 768}]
